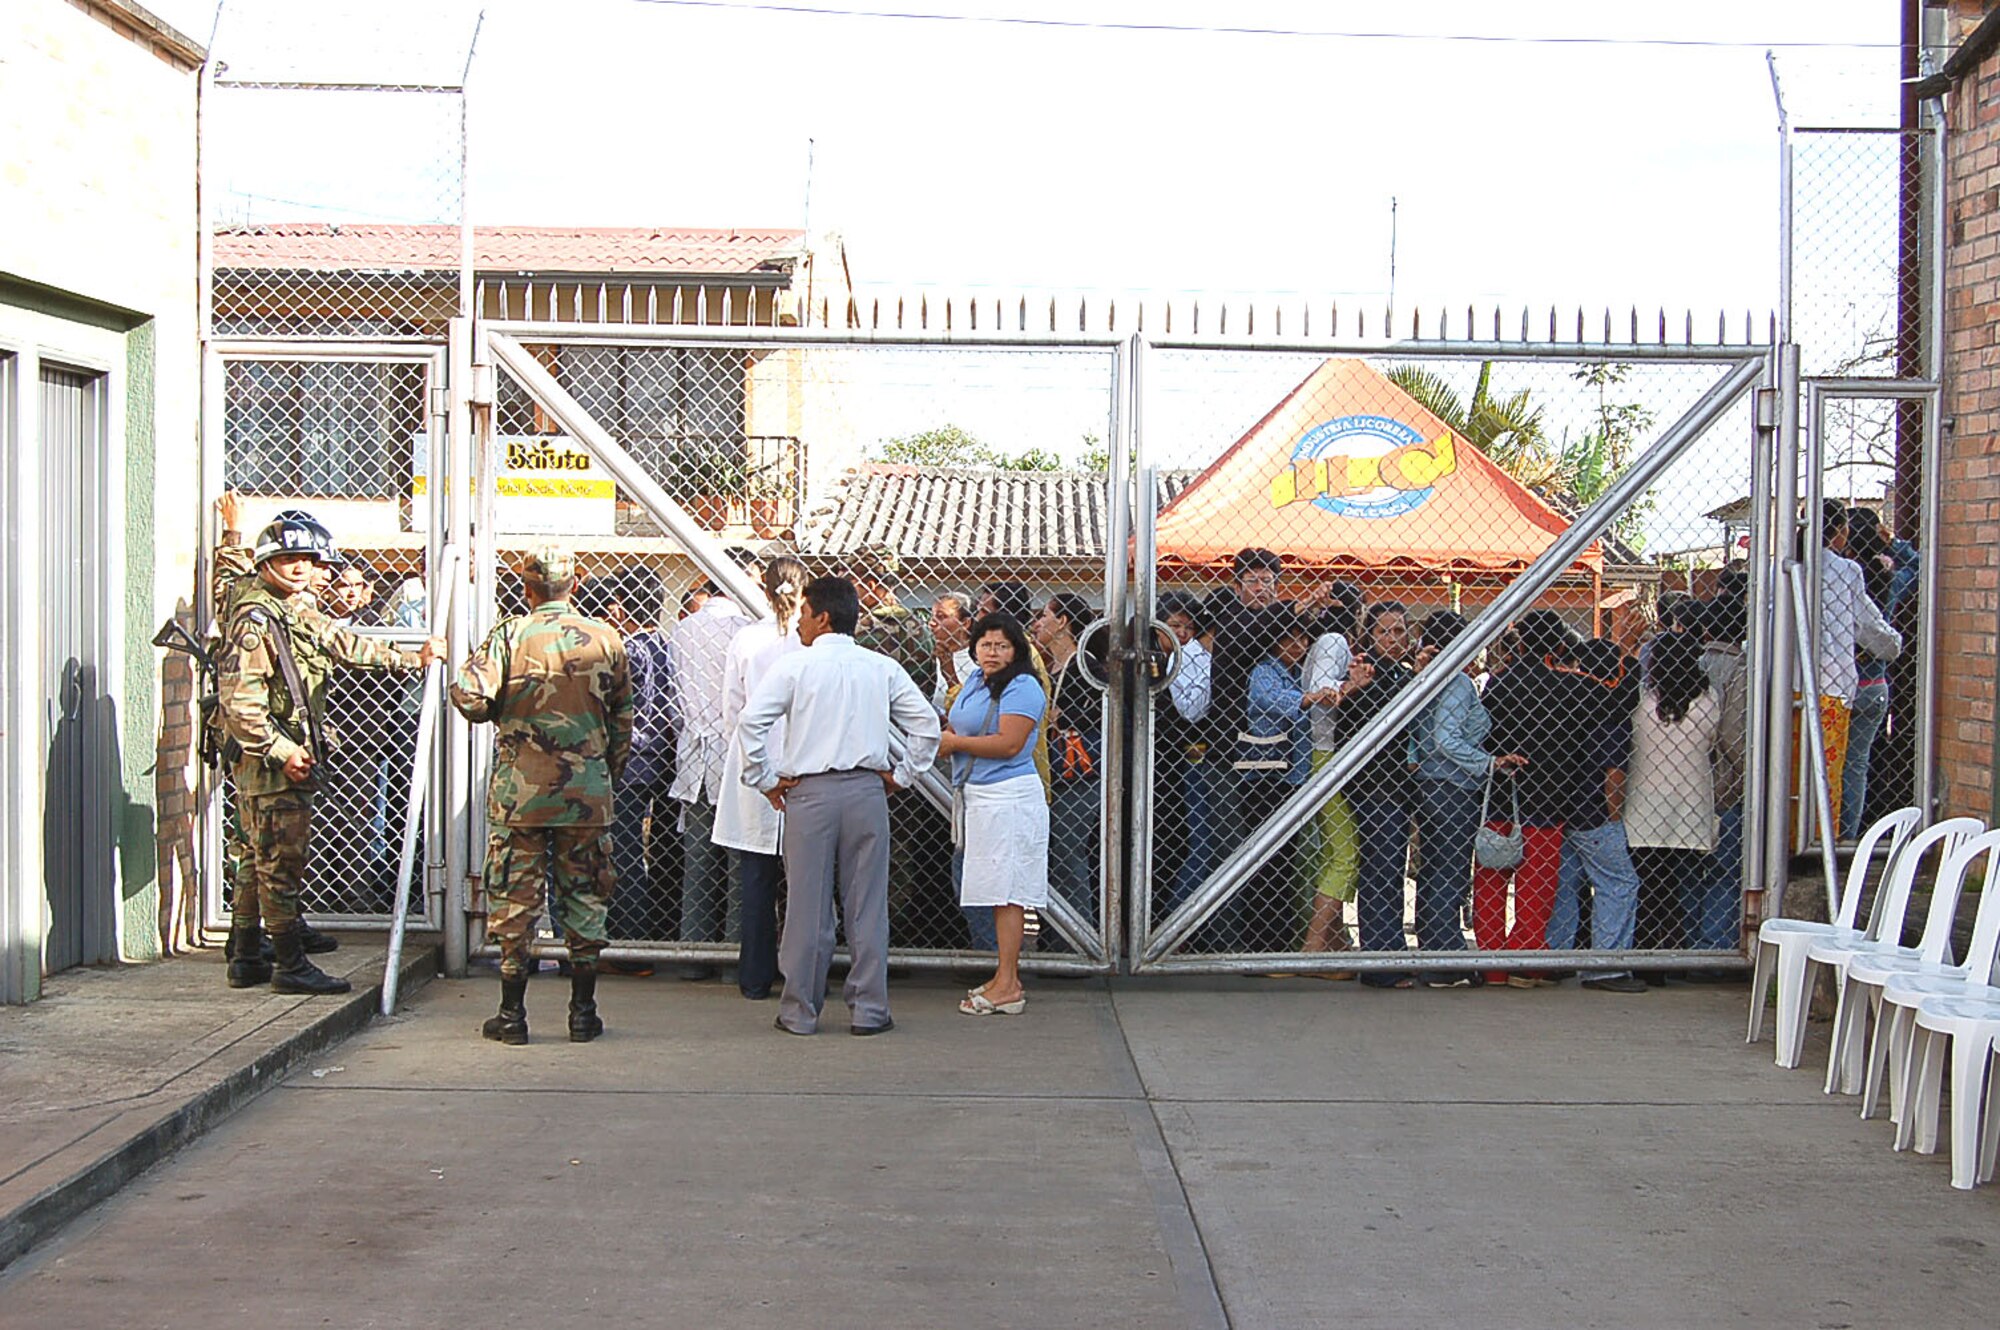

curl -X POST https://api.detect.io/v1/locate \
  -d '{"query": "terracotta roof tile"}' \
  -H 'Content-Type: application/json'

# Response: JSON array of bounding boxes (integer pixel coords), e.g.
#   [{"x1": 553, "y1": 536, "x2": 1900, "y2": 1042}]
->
[
  {"x1": 212, "y1": 223, "x2": 806, "y2": 276},
  {"x1": 800, "y1": 464, "x2": 1197, "y2": 563}
]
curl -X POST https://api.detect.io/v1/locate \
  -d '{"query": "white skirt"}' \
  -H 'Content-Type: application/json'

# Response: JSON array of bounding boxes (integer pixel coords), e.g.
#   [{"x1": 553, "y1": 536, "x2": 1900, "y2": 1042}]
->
[{"x1": 957, "y1": 773, "x2": 1051, "y2": 909}]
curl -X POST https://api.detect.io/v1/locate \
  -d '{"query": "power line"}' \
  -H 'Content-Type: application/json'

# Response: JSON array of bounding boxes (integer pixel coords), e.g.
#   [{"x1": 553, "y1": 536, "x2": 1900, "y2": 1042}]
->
[{"x1": 626, "y1": 0, "x2": 1897, "y2": 50}]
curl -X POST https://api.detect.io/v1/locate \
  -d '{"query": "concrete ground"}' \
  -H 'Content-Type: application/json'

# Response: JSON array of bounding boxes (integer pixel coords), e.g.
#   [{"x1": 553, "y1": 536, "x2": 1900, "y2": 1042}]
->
[{"x1": 2, "y1": 968, "x2": 1997, "y2": 1329}]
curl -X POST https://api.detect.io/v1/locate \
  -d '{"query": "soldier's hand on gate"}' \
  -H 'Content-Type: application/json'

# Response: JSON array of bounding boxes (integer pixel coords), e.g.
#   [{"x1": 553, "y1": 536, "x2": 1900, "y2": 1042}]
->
[
  {"x1": 282, "y1": 750, "x2": 315, "y2": 783},
  {"x1": 1494, "y1": 753, "x2": 1529, "y2": 771},
  {"x1": 419, "y1": 636, "x2": 446, "y2": 667},
  {"x1": 217, "y1": 490, "x2": 245, "y2": 536}
]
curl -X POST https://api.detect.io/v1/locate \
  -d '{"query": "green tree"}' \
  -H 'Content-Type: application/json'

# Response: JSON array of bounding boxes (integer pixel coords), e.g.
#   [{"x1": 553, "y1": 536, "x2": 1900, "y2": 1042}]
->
[
  {"x1": 1554, "y1": 363, "x2": 1656, "y2": 552},
  {"x1": 872, "y1": 425, "x2": 1066, "y2": 471}
]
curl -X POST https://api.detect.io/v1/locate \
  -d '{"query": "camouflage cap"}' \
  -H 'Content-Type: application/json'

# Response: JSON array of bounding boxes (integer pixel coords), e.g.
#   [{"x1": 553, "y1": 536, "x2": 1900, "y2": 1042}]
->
[{"x1": 516, "y1": 544, "x2": 575, "y2": 583}]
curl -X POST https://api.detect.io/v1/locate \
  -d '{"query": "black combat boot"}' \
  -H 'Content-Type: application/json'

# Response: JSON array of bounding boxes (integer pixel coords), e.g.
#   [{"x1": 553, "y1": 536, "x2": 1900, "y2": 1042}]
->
[
  {"x1": 222, "y1": 925, "x2": 276, "y2": 964},
  {"x1": 269, "y1": 926, "x2": 353, "y2": 996},
  {"x1": 482, "y1": 976, "x2": 529, "y2": 1045},
  {"x1": 568, "y1": 964, "x2": 602, "y2": 1043},
  {"x1": 225, "y1": 924, "x2": 273, "y2": 988},
  {"x1": 297, "y1": 918, "x2": 340, "y2": 955}
]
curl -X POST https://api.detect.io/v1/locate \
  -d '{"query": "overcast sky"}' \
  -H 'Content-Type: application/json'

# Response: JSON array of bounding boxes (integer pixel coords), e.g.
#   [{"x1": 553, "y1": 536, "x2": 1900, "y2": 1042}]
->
[
  {"x1": 153, "y1": 0, "x2": 1915, "y2": 546},
  {"x1": 159, "y1": 0, "x2": 1906, "y2": 316}
]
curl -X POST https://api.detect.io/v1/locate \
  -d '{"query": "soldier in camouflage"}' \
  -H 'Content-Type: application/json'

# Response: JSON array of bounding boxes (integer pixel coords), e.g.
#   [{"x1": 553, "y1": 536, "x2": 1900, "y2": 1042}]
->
[
  {"x1": 211, "y1": 492, "x2": 349, "y2": 966},
  {"x1": 216, "y1": 515, "x2": 441, "y2": 994},
  {"x1": 451, "y1": 545, "x2": 633, "y2": 1045}
]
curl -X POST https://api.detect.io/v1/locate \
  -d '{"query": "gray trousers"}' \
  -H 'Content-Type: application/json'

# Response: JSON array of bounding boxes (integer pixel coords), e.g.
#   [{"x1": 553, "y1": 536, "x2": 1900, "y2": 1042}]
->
[{"x1": 777, "y1": 769, "x2": 892, "y2": 1033}]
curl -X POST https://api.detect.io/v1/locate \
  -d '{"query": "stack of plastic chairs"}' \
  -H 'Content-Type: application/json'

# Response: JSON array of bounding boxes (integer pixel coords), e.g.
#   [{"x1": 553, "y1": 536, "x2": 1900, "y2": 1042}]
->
[{"x1": 1746, "y1": 807, "x2": 1922, "y2": 1067}]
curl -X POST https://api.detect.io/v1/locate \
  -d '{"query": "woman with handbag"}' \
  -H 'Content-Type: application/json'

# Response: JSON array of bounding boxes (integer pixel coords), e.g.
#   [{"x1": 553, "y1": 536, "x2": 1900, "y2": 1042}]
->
[
  {"x1": 940, "y1": 613, "x2": 1049, "y2": 1015},
  {"x1": 1409, "y1": 611, "x2": 1507, "y2": 987},
  {"x1": 1473, "y1": 610, "x2": 1596, "y2": 987}
]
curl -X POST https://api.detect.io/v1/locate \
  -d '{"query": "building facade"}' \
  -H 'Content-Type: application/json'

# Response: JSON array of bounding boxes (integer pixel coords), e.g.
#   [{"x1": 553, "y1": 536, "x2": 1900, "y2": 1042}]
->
[{"x1": 0, "y1": 0, "x2": 204, "y2": 1001}]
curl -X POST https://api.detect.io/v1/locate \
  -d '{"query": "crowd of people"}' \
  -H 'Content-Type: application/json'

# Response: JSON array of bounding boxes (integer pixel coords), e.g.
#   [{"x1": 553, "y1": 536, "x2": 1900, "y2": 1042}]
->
[{"x1": 219, "y1": 486, "x2": 1916, "y2": 1013}]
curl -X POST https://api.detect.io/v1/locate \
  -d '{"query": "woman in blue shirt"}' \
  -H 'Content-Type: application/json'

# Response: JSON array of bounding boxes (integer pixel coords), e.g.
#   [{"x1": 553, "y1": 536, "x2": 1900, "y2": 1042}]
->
[{"x1": 940, "y1": 613, "x2": 1048, "y2": 1015}]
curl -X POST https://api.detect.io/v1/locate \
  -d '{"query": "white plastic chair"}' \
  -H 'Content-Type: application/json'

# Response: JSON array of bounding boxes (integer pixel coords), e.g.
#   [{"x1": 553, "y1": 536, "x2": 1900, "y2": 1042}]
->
[
  {"x1": 1904, "y1": 998, "x2": 2000, "y2": 1189},
  {"x1": 1746, "y1": 806, "x2": 1923, "y2": 1060},
  {"x1": 1837, "y1": 827, "x2": 2000, "y2": 1113},
  {"x1": 1797, "y1": 818, "x2": 1982, "y2": 1075}
]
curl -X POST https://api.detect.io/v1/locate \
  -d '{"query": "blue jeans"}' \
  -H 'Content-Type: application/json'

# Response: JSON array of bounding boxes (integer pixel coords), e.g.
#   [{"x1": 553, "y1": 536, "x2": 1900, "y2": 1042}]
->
[
  {"x1": 1165, "y1": 756, "x2": 1216, "y2": 921},
  {"x1": 1048, "y1": 776, "x2": 1100, "y2": 948},
  {"x1": 955, "y1": 847, "x2": 997, "y2": 951},
  {"x1": 1840, "y1": 680, "x2": 1889, "y2": 840},
  {"x1": 1691, "y1": 806, "x2": 1744, "y2": 951},
  {"x1": 1412, "y1": 779, "x2": 1477, "y2": 953},
  {"x1": 1549, "y1": 820, "x2": 1643, "y2": 980},
  {"x1": 1350, "y1": 790, "x2": 1412, "y2": 968}
]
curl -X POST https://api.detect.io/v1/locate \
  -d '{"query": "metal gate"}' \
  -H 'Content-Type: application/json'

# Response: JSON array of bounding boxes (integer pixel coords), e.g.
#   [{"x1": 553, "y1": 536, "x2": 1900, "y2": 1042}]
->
[
  {"x1": 1126, "y1": 339, "x2": 1773, "y2": 976},
  {"x1": 471, "y1": 323, "x2": 1136, "y2": 974},
  {"x1": 199, "y1": 344, "x2": 449, "y2": 936}
]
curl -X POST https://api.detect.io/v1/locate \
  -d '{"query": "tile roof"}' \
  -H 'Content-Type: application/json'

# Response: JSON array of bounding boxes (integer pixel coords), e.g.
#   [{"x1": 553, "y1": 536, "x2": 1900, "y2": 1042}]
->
[
  {"x1": 211, "y1": 224, "x2": 807, "y2": 276},
  {"x1": 800, "y1": 464, "x2": 1198, "y2": 563}
]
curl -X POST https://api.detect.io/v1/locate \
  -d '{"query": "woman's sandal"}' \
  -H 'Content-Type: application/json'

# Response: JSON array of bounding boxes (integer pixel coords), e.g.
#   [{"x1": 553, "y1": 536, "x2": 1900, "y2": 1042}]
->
[{"x1": 959, "y1": 991, "x2": 1027, "y2": 1016}]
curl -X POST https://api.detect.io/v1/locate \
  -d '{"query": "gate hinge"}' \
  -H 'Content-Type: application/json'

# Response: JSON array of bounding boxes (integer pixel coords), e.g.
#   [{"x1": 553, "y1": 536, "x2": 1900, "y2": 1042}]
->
[
  {"x1": 1754, "y1": 387, "x2": 1778, "y2": 431},
  {"x1": 429, "y1": 386, "x2": 450, "y2": 420},
  {"x1": 467, "y1": 364, "x2": 496, "y2": 407}
]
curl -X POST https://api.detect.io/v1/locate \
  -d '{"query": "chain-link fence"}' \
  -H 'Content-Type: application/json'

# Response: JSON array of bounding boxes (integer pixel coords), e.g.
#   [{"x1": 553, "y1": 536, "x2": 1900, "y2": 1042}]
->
[
  {"x1": 484, "y1": 335, "x2": 1124, "y2": 969},
  {"x1": 1132, "y1": 347, "x2": 1768, "y2": 981}
]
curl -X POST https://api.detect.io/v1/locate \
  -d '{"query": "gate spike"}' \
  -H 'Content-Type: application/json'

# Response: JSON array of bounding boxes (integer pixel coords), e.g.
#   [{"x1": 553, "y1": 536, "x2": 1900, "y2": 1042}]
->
[
  {"x1": 1745, "y1": 309, "x2": 1753, "y2": 343},
  {"x1": 1330, "y1": 300, "x2": 1338, "y2": 338},
  {"x1": 1192, "y1": 300, "x2": 1200, "y2": 336},
  {"x1": 1164, "y1": 301, "x2": 1172, "y2": 336},
  {"x1": 1602, "y1": 307, "x2": 1611, "y2": 343},
  {"x1": 1657, "y1": 307, "x2": 1666, "y2": 344},
  {"x1": 819, "y1": 296, "x2": 828, "y2": 328},
  {"x1": 1357, "y1": 307, "x2": 1365, "y2": 339},
  {"x1": 870, "y1": 298, "x2": 880, "y2": 330},
  {"x1": 698, "y1": 284, "x2": 710, "y2": 327},
  {"x1": 1630, "y1": 306, "x2": 1639, "y2": 343},
  {"x1": 1048, "y1": 297, "x2": 1057, "y2": 333},
  {"x1": 1521, "y1": 307, "x2": 1530, "y2": 342},
  {"x1": 1137, "y1": 300, "x2": 1146, "y2": 334},
  {"x1": 620, "y1": 284, "x2": 631, "y2": 324},
  {"x1": 1467, "y1": 304, "x2": 1475, "y2": 340},
  {"x1": 1109, "y1": 298, "x2": 1117, "y2": 331},
  {"x1": 921, "y1": 294, "x2": 929, "y2": 330},
  {"x1": 1078, "y1": 296, "x2": 1087, "y2": 333},
  {"x1": 1718, "y1": 309, "x2": 1726, "y2": 343},
  {"x1": 1299, "y1": 303, "x2": 1306, "y2": 338},
  {"x1": 1412, "y1": 306, "x2": 1421, "y2": 339},
  {"x1": 1685, "y1": 309, "x2": 1693, "y2": 345},
  {"x1": 1575, "y1": 307, "x2": 1584, "y2": 342},
  {"x1": 722, "y1": 286, "x2": 732, "y2": 325},
  {"x1": 994, "y1": 297, "x2": 1001, "y2": 331},
  {"x1": 1548, "y1": 305, "x2": 1557, "y2": 341},
  {"x1": 1219, "y1": 302, "x2": 1228, "y2": 337},
  {"x1": 573, "y1": 283, "x2": 582, "y2": 321},
  {"x1": 1493, "y1": 305, "x2": 1502, "y2": 341},
  {"x1": 1247, "y1": 303, "x2": 1255, "y2": 337}
]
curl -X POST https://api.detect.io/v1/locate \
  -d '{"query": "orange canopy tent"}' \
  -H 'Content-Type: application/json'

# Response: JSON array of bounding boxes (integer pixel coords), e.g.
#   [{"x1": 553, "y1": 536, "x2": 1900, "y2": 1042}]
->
[{"x1": 1153, "y1": 358, "x2": 1602, "y2": 577}]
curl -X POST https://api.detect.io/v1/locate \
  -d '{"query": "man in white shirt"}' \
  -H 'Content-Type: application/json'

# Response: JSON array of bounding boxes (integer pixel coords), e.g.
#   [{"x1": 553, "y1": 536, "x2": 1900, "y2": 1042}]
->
[
  {"x1": 665, "y1": 578, "x2": 752, "y2": 966},
  {"x1": 1809, "y1": 502, "x2": 1902, "y2": 827},
  {"x1": 739, "y1": 576, "x2": 942, "y2": 1036}
]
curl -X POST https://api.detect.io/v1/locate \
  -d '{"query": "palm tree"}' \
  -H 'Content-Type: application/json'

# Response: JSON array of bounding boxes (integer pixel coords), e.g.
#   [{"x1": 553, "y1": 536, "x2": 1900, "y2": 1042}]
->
[{"x1": 1385, "y1": 362, "x2": 1557, "y2": 489}]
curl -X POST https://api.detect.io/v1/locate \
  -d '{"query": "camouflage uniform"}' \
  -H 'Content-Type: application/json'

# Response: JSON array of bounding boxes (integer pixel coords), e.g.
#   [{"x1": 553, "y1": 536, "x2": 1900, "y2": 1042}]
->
[
  {"x1": 450, "y1": 569, "x2": 632, "y2": 982},
  {"x1": 854, "y1": 601, "x2": 937, "y2": 692},
  {"x1": 216, "y1": 576, "x2": 424, "y2": 935}
]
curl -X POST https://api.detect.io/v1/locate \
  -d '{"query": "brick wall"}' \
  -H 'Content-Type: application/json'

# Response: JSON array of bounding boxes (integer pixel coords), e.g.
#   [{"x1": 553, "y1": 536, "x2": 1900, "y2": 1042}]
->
[{"x1": 1940, "y1": 0, "x2": 2000, "y2": 821}]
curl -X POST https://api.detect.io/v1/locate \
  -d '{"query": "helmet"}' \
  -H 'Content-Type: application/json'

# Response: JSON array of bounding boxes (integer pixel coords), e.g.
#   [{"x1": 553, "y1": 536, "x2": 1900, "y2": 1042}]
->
[
  {"x1": 253, "y1": 517, "x2": 335, "y2": 568},
  {"x1": 271, "y1": 509, "x2": 342, "y2": 566}
]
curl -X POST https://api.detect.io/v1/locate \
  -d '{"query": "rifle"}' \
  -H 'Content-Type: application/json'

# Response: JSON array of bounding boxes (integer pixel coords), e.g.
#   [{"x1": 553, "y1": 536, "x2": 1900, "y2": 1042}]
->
[{"x1": 154, "y1": 618, "x2": 234, "y2": 769}]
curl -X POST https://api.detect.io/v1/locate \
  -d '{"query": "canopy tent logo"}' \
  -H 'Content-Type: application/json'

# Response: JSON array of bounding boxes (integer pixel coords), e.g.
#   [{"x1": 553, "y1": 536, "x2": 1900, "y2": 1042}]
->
[{"x1": 1271, "y1": 414, "x2": 1459, "y2": 520}]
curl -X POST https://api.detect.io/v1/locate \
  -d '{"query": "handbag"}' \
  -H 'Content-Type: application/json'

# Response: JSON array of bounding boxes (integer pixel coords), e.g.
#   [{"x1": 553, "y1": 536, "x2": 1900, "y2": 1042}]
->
[{"x1": 1474, "y1": 767, "x2": 1525, "y2": 871}]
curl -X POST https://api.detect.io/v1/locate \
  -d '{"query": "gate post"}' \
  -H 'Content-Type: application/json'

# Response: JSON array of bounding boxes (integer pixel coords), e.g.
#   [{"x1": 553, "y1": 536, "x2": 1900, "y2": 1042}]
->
[
  {"x1": 1101, "y1": 335, "x2": 1137, "y2": 972},
  {"x1": 442, "y1": 317, "x2": 475, "y2": 977}
]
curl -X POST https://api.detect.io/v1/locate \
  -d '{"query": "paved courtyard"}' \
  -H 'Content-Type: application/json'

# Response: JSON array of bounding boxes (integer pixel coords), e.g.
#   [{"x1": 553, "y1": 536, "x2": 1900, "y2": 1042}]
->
[{"x1": 3, "y1": 969, "x2": 1995, "y2": 1328}]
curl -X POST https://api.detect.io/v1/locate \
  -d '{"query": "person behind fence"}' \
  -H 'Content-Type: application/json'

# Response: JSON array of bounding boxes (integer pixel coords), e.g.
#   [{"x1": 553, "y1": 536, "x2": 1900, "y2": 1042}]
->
[
  {"x1": 1803, "y1": 500, "x2": 1902, "y2": 835},
  {"x1": 216, "y1": 516, "x2": 441, "y2": 994},
  {"x1": 1840, "y1": 506, "x2": 1896, "y2": 841},
  {"x1": 928, "y1": 591, "x2": 976, "y2": 713},
  {"x1": 1544, "y1": 636, "x2": 1650, "y2": 995},
  {"x1": 1154, "y1": 592, "x2": 1214, "y2": 921},
  {"x1": 1407, "y1": 610, "x2": 1491, "y2": 986},
  {"x1": 1473, "y1": 609, "x2": 1596, "y2": 988},
  {"x1": 1690, "y1": 595, "x2": 1750, "y2": 958},
  {"x1": 318, "y1": 558, "x2": 408, "y2": 912},
  {"x1": 603, "y1": 566, "x2": 678, "y2": 965},
  {"x1": 738, "y1": 575, "x2": 941, "y2": 1037},
  {"x1": 1333, "y1": 601, "x2": 1418, "y2": 988},
  {"x1": 1626, "y1": 628, "x2": 1721, "y2": 979},
  {"x1": 1300, "y1": 583, "x2": 1362, "y2": 957},
  {"x1": 450, "y1": 546, "x2": 632, "y2": 1045},
  {"x1": 712, "y1": 555, "x2": 807, "y2": 1001},
  {"x1": 665, "y1": 570, "x2": 753, "y2": 973},
  {"x1": 1230, "y1": 608, "x2": 1333, "y2": 953},
  {"x1": 940, "y1": 612, "x2": 1048, "y2": 1016},
  {"x1": 1036, "y1": 592, "x2": 1103, "y2": 934}
]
